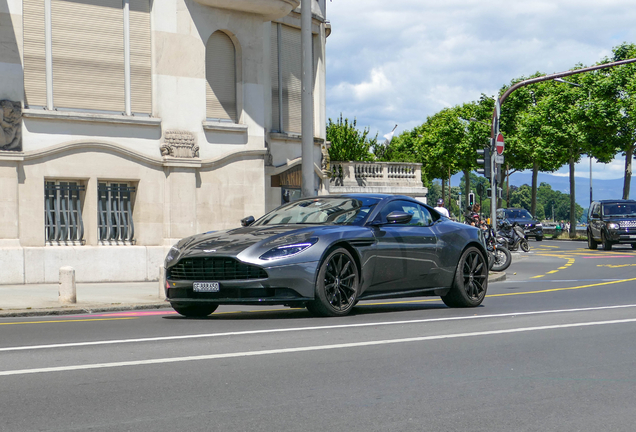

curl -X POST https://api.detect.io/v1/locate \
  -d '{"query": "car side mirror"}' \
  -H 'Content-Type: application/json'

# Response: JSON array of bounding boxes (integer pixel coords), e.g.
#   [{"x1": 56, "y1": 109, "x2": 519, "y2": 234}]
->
[
  {"x1": 241, "y1": 216, "x2": 255, "y2": 227},
  {"x1": 386, "y1": 211, "x2": 413, "y2": 224}
]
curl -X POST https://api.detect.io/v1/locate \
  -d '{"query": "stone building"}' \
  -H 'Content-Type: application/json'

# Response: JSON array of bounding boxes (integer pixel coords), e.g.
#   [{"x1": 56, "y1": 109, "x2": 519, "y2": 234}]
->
[{"x1": 0, "y1": 0, "x2": 329, "y2": 284}]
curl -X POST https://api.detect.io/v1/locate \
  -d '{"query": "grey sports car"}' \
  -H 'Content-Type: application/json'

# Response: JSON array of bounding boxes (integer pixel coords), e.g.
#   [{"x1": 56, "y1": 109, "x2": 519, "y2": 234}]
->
[{"x1": 164, "y1": 194, "x2": 489, "y2": 317}]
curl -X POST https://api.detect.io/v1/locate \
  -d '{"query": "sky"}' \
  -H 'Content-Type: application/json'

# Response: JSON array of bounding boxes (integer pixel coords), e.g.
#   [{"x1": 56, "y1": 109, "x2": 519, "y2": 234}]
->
[{"x1": 324, "y1": 0, "x2": 636, "y2": 181}]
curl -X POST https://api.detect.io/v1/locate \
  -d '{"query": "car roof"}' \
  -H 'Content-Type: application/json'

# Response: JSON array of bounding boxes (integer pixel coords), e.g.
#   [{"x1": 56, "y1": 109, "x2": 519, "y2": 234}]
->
[
  {"x1": 318, "y1": 193, "x2": 422, "y2": 202},
  {"x1": 595, "y1": 199, "x2": 636, "y2": 204}
]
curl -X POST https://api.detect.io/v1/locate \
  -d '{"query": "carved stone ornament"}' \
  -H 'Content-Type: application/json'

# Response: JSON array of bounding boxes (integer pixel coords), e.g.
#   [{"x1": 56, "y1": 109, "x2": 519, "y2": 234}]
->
[
  {"x1": 0, "y1": 100, "x2": 22, "y2": 151},
  {"x1": 160, "y1": 130, "x2": 199, "y2": 158}
]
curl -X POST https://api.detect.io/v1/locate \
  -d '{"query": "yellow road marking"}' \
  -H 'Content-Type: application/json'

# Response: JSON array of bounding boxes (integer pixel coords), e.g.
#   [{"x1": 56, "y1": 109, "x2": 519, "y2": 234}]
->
[
  {"x1": 487, "y1": 277, "x2": 636, "y2": 297},
  {"x1": 0, "y1": 317, "x2": 137, "y2": 326},
  {"x1": 597, "y1": 264, "x2": 636, "y2": 268}
]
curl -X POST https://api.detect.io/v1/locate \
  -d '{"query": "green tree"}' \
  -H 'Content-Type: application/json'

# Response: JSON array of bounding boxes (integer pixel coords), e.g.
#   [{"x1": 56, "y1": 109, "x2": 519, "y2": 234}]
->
[{"x1": 326, "y1": 114, "x2": 377, "y2": 162}]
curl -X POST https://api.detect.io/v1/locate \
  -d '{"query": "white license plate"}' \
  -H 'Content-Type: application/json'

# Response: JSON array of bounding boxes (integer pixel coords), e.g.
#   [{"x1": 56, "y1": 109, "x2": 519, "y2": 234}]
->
[
  {"x1": 524, "y1": 230, "x2": 530, "y2": 234},
  {"x1": 193, "y1": 282, "x2": 220, "y2": 292},
  {"x1": 630, "y1": 235, "x2": 636, "y2": 239}
]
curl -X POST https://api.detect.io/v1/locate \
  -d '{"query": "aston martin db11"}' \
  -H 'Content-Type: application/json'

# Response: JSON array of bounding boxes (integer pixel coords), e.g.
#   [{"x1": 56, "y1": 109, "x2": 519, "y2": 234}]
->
[{"x1": 164, "y1": 194, "x2": 488, "y2": 317}]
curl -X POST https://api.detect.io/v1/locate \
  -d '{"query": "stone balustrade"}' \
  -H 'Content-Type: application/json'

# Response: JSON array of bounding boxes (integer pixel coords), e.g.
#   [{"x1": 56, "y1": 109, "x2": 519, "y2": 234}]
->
[{"x1": 329, "y1": 161, "x2": 427, "y2": 199}]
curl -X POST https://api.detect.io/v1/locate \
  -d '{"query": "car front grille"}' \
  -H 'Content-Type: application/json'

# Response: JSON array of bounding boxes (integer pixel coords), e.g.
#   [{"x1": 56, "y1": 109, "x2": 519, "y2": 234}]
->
[
  {"x1": 168, "y1": 257, "x2": 268, "y2": 281},
  {"x1": 619, "y1": 220, "x2": 636, "y2": 228}
]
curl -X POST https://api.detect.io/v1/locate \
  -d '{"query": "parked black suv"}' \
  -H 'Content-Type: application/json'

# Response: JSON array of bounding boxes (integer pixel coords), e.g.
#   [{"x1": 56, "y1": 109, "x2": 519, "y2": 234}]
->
[
  {"x1": 496, "y1": 208, "x2": 543, "y2": 241},
  {"x1": 587, "y1": 200, "x2": 636, "y2": 250}
]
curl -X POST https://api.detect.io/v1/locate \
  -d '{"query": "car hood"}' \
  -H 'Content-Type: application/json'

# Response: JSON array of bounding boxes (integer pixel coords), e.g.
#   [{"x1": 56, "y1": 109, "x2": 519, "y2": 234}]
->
[{"x1": 176, "y1": 225, "x2": 323, "y2": 257}]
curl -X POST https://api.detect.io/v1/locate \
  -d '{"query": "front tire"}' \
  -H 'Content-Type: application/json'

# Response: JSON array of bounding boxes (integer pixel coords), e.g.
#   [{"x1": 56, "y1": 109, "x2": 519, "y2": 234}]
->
[
  {"x1": 307, "y1": 248, "x2": 358, "y2": 317},
  {"x1": 535, "y1": 236, "x2": 543, "y2": 242},
  {"x1": 587, "y1": 230, "x2": 598, "y2": 250},
  {"x1": 441, "y1": 247, "x2": 488, "y2": 308},
  {"x1": 491, "y1": 246, "x2": 511, "y2": 272},
  {"x1": 520, "y1": 239, "x2": 530, "y2": 252},
  {"x1": 171, "y1": 303, "x2": 218, "y2": 318},
  {"x1": 602, "y1": 231, "x2": 612, "y2": 251}
]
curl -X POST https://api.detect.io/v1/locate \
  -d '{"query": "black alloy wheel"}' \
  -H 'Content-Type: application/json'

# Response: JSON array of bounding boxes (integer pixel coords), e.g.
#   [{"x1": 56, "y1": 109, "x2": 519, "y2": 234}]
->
[
  {"x1": 520, "y1": 239, "x2": 530, "y2": 252},
  {"x1": 171, "y1": 303, "x2": 218, "y2": 318},
  {"x1": 536, "y1": 236, "x2": 543, "y2": 241},
  {"x1": 307, "y1": 247, "x2": 358, "y2": 317},
  {"x1": 602, "y1": 231, "x2": 613, "y2": 251},
  {"x1": 442, "y1": 247, "x2": 488, "y2": 308},
  {"x1": 587, "y1": 230, "x2": 598, "y2": 250}
]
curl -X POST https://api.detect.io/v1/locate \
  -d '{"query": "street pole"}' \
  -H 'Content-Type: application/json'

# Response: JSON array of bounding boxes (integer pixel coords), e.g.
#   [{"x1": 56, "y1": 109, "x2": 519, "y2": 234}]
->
[
  {"x1": 489, "y1": 57, "x2": 636, "y2": 230},
  {"x1": 301, "y1": 0, "x2": 315, "y2": 197}
]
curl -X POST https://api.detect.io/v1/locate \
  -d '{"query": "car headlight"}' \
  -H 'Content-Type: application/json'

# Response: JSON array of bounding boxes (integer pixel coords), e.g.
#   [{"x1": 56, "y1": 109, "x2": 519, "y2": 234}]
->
[
  {"x1": 607, "y1": 222, "x2": 620, "y2": 229},
  {"x1": 164, "y1": 244, "x2": 181, "y2": 267},
  {"x1": 259, "y1": 238, "x2": 318, "y2": 260}
]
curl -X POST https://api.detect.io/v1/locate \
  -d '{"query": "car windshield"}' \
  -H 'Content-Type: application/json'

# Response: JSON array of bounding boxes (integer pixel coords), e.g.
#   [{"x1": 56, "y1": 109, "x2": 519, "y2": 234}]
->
[
  {"x1": 602, "y1": 203, "x2": 636, "y2": 217},
  {"x1": 505, "y1": 209, "x2": 533, "y2": 219},
  {"x1": 253, "y1": 197, "x2": 380, "y2": 226}
]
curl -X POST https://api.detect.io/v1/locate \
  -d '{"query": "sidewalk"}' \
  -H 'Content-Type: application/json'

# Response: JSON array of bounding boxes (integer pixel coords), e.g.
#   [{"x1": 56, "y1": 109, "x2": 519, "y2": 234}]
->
[
  {"x1": 0, "y1": 273, "x2": 507, "y2": 318},
  {"x1": 0, "y1": 282, "x2": 168, "y2": 317}
]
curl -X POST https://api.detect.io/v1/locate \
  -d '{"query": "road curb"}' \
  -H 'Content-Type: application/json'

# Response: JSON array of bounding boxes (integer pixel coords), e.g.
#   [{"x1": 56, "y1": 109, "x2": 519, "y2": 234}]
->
[
  {"x1": 0, "y1": 302, "x2": 171, "y2": 318},
  {"x1": 488, "y1": 271, "x2": 506, "y2": 283}
]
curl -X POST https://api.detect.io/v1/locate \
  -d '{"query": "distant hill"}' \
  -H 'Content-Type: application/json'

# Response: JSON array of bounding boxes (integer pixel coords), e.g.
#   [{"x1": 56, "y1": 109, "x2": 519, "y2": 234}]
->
[{"x1": 506, "y1": 172, "x2": 636, "y2": 209}]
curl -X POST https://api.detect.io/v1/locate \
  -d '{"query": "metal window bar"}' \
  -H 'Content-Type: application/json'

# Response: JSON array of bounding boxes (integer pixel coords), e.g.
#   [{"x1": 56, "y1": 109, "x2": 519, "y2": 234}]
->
[
  {"x1": 98, "y1": 183, "x2": 136, "y2": 242},
  {"x1": 44, "y1": 182, "x2": 85, "y2": 242}
]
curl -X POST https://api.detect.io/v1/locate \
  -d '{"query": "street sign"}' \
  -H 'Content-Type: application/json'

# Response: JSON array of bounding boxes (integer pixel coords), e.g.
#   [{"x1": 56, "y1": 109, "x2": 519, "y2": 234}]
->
[
  {"x1": 496, "y1": 132, "x2": 504, "y2": 155},
  {"x1": 494, "y1": 154, "x2": 504, "y2": 164}
]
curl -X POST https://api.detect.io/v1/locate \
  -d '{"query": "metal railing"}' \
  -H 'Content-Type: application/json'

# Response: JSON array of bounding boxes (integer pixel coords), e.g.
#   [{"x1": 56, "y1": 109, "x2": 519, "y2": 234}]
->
[
  {"x1": 98, "y1": 183, "x2": 136, "y2": 242},
  {"x1": 330, "y1": 161, "x2": 421, "y2": 186},
  {"x1": 45, "y1": 182, "x2": 85, "y2": 242}
]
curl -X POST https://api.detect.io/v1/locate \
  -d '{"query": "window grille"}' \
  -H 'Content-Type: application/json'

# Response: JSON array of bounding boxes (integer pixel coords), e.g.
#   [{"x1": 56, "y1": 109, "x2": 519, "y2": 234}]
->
[
  {"x1": 45, "y1": 181, "x2": 85, "y2": 242},
  {"x1": 98, "y1": 183, "x2": 136, "y2": 242}
]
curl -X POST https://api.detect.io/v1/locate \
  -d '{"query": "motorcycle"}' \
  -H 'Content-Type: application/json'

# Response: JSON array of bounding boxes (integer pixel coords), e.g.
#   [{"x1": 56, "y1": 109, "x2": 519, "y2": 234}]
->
[
  {"x1": 482, "y1": 223, "x2": 512, "y2": 272},
  {"x1": 497, "y1": 219, "x2": 530, "y2": 252}
]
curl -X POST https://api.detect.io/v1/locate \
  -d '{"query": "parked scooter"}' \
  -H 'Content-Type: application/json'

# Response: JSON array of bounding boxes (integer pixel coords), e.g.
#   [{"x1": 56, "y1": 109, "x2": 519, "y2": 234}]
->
[{"x1": 498, "y1": 219, "x2": 530, "y2": 252}]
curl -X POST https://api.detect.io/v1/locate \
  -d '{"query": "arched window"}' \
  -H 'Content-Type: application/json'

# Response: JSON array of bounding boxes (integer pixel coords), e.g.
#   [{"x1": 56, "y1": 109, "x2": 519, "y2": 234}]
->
[{"x1": 206, "y1": 31, "x2": 237, "y2": 122}]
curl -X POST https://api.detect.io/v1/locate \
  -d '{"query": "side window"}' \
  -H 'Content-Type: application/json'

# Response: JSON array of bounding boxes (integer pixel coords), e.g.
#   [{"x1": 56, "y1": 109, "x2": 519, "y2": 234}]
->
[
  {"x1": 418, "y1": 204, "x2": 434, "y2": 226},
  {"x1": 377, "y1": 200, "x2": 423, "y2": 226}
]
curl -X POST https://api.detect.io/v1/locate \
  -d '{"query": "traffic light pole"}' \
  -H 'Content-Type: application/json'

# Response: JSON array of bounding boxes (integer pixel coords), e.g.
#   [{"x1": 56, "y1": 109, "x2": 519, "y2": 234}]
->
[{"x1": 489, "y1": 57, "x2": 636, "y2": 234}]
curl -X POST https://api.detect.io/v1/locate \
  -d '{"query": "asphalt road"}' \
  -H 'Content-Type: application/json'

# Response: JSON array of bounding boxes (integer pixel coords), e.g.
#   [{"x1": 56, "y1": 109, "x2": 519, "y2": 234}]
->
[{"x1": 2, "y1": 240, "x2": 636, "y2": 432}]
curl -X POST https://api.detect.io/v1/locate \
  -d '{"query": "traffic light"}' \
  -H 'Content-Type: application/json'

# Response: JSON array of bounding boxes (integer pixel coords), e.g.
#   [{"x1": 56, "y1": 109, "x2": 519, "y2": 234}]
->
[
  {"x1": 476, "y1": 147, "x2": 491, "y2": 178},
  {"x1": 468, "y1": 192, "x2": 475, "y2": 207}
]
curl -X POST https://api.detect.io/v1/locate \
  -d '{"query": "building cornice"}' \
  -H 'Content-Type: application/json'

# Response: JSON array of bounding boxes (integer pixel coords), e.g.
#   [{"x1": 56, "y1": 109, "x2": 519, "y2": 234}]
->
[{"x1": 192, "y1": 0, "x2": 299, "y2": 21}]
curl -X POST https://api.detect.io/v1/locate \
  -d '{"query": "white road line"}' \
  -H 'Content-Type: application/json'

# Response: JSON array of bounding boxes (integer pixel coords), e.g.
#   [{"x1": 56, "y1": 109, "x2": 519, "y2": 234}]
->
[
  {"x1": 2, "y1": 304, "x2": 636, "y2": 353},
  {"x1": 2, "y1": 317, "x2": 636, "y2": 377}
]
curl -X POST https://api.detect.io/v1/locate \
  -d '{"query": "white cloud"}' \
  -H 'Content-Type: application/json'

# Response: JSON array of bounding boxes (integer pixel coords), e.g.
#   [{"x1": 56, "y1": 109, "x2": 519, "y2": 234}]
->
[{"x1": 325, "y1": 0, "x2": 636, "y2": 180}]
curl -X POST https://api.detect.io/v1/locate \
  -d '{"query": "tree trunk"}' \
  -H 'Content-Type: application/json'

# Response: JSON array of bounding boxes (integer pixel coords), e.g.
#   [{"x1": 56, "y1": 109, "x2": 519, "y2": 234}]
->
[
  {"x1": 569, "y1": 157, "x2": 577, "y2": 239},
  {"x1": 623, "y1": 144, "x2": 634, "y2": 200},
  {"x1": 531, "y1": 161, "x2": 538, "y2": 216},
  {"x1": 464, "y1": 168, "x2": 470, "y2": 214},
  {"x1": 448, "y1": 168, "x2": 452, "y2": 214},
  {"x1": 441, "y1": 177, "x2": 446, "y2": 206},
  {"x1": 506, "y1": 164, "x2": 510, "y2": 205}
]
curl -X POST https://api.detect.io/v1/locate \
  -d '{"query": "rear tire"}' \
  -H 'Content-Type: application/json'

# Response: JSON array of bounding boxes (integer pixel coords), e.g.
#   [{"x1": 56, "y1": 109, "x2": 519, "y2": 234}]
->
[
  {"x1": 535, "y1": 236, "x2": 543, "y2": 242},
  {"x1": 307, "y1": 248, "x2": 358, "y2": 317},
  {"x1": 602, "y1": 231, "x2": 612, "y2": 251},
  {"x1": 587, "y1": 230, "x2": 598, "y2": 250},
  {"x1": 441, "y1": 247, "x2": 488, "y2": 308},
  {"x1": 171, "y1": 303, "x2": 218, "y2": 318}
]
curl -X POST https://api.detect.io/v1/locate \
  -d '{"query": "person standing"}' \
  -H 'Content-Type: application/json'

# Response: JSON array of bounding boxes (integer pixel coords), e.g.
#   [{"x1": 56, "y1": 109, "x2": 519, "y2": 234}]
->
[{"x1": 434, "y1": 198, "x2": 450, "y2": 217}]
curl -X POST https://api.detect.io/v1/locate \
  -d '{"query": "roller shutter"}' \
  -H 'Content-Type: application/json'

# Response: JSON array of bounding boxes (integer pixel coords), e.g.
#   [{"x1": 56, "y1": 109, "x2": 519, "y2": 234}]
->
[
  {"x1": 280, "y1": 25, "x2": 301, "y2": 134},
  {"x1": 23, "y1": 0, "x2": 47, "y2": 107},
  {"x1": 130, "y1": 0, "x2": 151, "y2": 114},
  {"x1": 51, "y1": 0, "x2": 125, "y2": 112}
]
